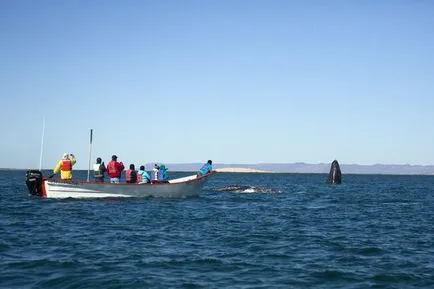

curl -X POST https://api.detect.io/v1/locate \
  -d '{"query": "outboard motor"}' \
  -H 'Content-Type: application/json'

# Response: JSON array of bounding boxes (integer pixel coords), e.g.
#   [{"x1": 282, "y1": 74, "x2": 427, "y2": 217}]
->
[{"x1": 25, "y1": 170, "x2": 44, "y2": 196}]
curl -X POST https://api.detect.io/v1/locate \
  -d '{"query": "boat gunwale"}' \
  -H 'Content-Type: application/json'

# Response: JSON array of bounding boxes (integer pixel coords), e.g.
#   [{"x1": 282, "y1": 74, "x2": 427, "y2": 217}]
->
[{"x1": 43, "y1": 171, "x2": 216, "y2": 186}]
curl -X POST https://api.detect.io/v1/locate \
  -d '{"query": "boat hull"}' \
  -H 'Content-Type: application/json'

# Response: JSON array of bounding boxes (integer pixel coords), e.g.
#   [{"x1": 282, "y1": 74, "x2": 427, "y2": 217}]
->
[{"x1": 42, "y1": 172, "x2": 215, "y2": 199}]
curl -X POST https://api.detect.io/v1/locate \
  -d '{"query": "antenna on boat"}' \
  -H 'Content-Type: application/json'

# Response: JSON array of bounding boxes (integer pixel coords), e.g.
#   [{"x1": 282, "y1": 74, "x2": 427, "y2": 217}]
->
[
  {"x1": 39, "y1": 117, "x2": 45, "y2": 171},
  {"x1": 87, "y1": 129, "x2": 93, "y2": 182}
]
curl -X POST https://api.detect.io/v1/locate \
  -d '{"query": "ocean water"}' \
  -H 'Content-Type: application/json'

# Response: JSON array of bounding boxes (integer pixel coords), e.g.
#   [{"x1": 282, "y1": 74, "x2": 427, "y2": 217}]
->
[{"x1": 1, "y1": 170, "x2": 433, "y2": 289}]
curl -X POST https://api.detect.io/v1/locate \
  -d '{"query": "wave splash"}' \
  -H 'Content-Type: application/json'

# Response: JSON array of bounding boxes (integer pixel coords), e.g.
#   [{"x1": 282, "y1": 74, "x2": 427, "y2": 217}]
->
[{"x1": 213, "y1": 185, "x2": 281, "y2": 194}]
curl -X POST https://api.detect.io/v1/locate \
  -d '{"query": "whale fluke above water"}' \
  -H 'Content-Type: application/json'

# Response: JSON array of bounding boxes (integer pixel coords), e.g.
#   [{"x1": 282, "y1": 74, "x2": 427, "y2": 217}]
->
[{"x1": 327, "y1": 160, "x2": 342, "y2": 184}]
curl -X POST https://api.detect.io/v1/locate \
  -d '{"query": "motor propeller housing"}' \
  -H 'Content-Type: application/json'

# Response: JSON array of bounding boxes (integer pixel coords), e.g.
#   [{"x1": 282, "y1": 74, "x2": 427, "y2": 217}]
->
[{"x1": 25, "y1": 170, "x2": 43, "y2": 196}]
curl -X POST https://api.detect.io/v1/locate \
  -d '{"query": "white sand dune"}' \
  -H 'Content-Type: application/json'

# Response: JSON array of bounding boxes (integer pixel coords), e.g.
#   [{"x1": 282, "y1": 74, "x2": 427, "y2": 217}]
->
[{"x1": 215, "y1": 167, "x2": 271, "y2": 173}]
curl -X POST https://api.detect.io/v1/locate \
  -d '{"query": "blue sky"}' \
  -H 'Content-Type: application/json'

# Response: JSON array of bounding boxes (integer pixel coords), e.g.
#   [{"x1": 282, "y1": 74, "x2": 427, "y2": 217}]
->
[{"x1": 1, "y1": 0, "x2": 433, "y2": 169}]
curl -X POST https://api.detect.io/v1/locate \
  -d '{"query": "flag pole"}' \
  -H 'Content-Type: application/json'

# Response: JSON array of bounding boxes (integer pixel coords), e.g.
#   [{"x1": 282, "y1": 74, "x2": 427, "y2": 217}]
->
[
  {"x1": 87, "y1": 129, "x2": 93, "y2": 182},
  {"x1": 39, "y1": 117, "x2": 45, "y2": 171}
]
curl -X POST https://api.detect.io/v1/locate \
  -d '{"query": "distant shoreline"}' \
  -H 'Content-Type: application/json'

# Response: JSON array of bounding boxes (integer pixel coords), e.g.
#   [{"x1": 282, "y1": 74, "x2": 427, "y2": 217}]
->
[
  {"x1": 215, "y1": 168, "x2": 271, "y2": 173},
  {"x1": 2, "y1": 162, "x2": 434, "y2": 175}
]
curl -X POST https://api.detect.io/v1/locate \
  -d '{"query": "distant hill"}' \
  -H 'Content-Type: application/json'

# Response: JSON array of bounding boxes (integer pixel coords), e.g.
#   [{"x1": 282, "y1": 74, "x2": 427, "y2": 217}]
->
[
  {"x1": 3, "y1": 162, "x2": 434, "y2": 175},
  {"x1": 158, "y1": 162, "x2": 434, "y2": 175}
]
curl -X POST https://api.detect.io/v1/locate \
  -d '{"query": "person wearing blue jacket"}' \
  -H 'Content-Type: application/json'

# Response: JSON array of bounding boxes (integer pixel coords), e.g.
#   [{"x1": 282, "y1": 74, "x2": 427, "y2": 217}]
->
[
  {"x1": 158, "y1": 164, "x2": 169, "y2": 182},
  {"x1": 137, "y1": 165, "x2": 151, "y2": 184},
  {"x1": 151, "y1": 164, "x2": 169, "y2": 183},
  {"x1": 197, "y1": 160, "x2": 212, "y2": 177}
]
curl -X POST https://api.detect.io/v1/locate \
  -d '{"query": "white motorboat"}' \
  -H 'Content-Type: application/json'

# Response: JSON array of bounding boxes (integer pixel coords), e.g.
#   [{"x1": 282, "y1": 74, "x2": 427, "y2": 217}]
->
[{"x1": 25, "y1": 170, "x2": 216, "y2": 199}]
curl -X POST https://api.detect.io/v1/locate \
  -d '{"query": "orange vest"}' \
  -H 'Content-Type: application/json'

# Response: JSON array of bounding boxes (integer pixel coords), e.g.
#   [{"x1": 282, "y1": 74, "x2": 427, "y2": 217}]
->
[
  {"x1": 62, "y1": 160, "x2": 72, "y2": 171},
  {"x1": 126, "y1": 170, "x2": 132, "y2": 182}
]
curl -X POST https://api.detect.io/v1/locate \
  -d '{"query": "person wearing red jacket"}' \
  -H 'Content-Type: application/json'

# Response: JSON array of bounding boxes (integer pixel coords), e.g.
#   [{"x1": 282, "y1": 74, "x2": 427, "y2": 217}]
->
[{"x1": 106, "y1": 155, "x2": 125, "y2": 183}]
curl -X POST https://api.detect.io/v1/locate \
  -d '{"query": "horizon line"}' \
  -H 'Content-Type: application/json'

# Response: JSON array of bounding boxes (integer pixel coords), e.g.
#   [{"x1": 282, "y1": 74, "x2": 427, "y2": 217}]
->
[{"x1": 3, "y1": 161, "x2": 434, "y2": 171}]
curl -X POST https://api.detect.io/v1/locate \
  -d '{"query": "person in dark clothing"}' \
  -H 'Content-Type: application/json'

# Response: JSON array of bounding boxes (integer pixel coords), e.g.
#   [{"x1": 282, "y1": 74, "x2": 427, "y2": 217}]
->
[{"x1": 93, "y1": 157, "x2": 106, "y2": 182}]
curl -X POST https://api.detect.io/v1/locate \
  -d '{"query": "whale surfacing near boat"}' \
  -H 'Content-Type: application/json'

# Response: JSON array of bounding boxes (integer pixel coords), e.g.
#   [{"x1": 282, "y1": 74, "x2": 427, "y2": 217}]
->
[{"x1": 327, "y1": 160, "x2": 342, "y2": 184}]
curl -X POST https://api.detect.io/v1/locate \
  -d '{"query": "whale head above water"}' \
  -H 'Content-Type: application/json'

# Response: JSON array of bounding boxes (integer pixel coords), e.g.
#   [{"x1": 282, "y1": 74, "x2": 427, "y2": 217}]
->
[{"x1": 327, "y1": 160, "x2": 342, "y2": 184}]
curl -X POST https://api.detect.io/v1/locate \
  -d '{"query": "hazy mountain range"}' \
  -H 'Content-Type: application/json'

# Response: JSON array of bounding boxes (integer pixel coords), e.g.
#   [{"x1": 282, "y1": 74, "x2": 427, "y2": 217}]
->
[
  {"x1": 163, "y1": 162, "x2": 434, "y2": 175},
  {"x1": 3, "y1": 162, "x2": 434, "y2": 175}
]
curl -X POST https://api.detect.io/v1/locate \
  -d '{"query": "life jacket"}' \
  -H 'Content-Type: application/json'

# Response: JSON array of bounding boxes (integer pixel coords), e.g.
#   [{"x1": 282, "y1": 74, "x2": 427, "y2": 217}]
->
[
  {"x1": 153, "y1": 170, "x2": 159, "y2": 181},
  {"x1": 62, "y1": 160, "x2": 72, "y2": 171},
  {"x1": 93, "y1": 163, "x2": 103, "y2": 178},
  {"x1": 107, "y1": 161, "x2": 118, "y2": 175},
  {"x1": 126, "y1": 170, "x2": 137, "y2": 183},
  {"x1": 137, "y1": 173, "x2": 142, "y2": 183}
]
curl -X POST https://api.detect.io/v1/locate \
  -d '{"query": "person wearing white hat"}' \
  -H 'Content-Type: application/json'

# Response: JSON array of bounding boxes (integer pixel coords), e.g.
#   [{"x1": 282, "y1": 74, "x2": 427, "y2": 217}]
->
[{"x1": 52, "y1": 153, "x2": 76, "y2": 180}]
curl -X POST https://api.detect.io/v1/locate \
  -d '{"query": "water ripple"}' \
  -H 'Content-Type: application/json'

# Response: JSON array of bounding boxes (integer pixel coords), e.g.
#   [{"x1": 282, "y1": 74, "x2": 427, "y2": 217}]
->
[{"x1": 1, "y1": 171, "x2": 433, "y2": 288}]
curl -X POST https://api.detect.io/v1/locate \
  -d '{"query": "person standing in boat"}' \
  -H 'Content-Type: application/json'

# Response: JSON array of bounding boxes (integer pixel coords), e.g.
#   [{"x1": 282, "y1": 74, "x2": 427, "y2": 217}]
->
[
  {"x1": 125, "y1": 164, "x2": 137, "y2": 183},
  {"x1": 93, "y1": 157, "x2": 106, "y2": 182},
  {"x1": 151, "y1": 164, "x2": 160, "y2": 183},
  {"x1": 106, "y1": 155, "x2": 124, "y2": 184},
  {"x1": 137, "y1": 165, "x2": 151, "y2": 184},
  {"x1": 53, "y1": 153, "x2": 76, "y2": 180},
  {"x1": 197, "y1": 160, "x2": 212, "y2": 177}
]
